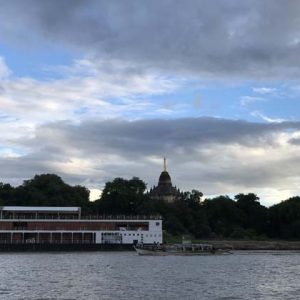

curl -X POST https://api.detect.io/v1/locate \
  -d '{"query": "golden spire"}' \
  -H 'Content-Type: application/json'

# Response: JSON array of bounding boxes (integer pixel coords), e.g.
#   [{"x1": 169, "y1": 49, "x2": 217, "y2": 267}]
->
[{"x1": 163, "y1": 157, "x2": 167, "y2": 171}]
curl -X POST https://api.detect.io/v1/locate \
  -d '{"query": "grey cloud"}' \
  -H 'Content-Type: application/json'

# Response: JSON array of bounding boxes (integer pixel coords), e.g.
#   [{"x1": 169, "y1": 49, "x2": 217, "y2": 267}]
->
[
  {"x1": 1, "y1": 1, "x2": 300, "y2": 78},
  {"x1": 0, "y1": 157, "x2": 49, "y2": 186},
  {"x1": 1, "y1": 117, "x2": 300, "y2": 203},
  {"x1": 289, "y1": 137, "x2": 300, "y2": 145},
  {"x1": 27, "y1": 118, "x2": 300, "y2": 157}
]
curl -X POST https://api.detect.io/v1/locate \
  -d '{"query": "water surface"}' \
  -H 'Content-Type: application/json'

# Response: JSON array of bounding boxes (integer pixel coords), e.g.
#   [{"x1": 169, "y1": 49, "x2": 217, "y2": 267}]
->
[{"x1": 0, "y1": 251, "x2": 300, "y2": 299}]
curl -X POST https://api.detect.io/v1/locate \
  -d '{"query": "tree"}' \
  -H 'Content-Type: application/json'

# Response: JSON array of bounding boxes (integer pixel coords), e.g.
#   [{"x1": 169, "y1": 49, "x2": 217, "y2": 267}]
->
[
  {"x1": 0, "y1": 183, "x2": 14, "y2": 205},
  {"x1": 95, "y1": 177, "x2": 147, "y2": 214},
  {"x1": 203, "y1": 195, "x2": 243, "y2": 237},
  {"x1": 181, "y1": 189, "x2": 203, "y2": 207},
  {"x1": 235, "y1": 193, "x2": 268, "y2": 236},
  {"x1": 13, "y1": 174, "x2": 90, "y2": 207},
  {"x1": 269, "y1": 196, "x2": 300, "y2": 238}
]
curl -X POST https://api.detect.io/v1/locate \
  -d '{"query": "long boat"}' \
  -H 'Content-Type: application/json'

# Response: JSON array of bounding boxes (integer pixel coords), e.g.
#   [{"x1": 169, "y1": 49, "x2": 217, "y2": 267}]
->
[
  {"x1": 134, "y1": 243, "x2": 232, "y2": 256},
  {"x1": 0, "y1": 206, "x2": 163, "y2": 251}
]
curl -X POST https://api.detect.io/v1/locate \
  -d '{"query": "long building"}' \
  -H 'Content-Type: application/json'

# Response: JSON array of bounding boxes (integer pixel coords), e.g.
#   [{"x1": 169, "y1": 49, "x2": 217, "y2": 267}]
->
[{"x1": 0, "y1": 206, "x2": 162, "y2": 248}]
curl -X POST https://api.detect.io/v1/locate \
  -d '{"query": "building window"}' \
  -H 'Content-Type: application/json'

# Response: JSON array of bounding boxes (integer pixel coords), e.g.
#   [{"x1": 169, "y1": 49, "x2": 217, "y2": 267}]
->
[{"x1": 156, "y1": 222, "x2": 160, "y2": 226}]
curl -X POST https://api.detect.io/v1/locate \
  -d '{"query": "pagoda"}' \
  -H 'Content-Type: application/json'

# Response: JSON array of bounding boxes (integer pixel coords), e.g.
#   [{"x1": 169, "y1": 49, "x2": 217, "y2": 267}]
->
[{"x1": 149, "y1": 158, "x2": 180, "y2": 203}]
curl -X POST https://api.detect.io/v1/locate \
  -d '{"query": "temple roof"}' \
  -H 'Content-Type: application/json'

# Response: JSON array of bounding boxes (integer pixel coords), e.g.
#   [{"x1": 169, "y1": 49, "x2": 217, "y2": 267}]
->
[
  {"x1": 158, "y1": 171, "x2": 172, "y2": 185},
  {"x1": 150, "y1": 184, "x2": 179, "y2": 197},
  {"x1": 149, "y1": 157, "x2": 180, "y2": 199}
]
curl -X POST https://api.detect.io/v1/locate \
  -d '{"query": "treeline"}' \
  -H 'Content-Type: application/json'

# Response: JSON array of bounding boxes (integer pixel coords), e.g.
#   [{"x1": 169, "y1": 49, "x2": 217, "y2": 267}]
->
[
  {"x1": 1, "y1": 174, "x2": 300, "y2": 240},
  {"x1": 0, "y1": 174, "x2": 91, "y2": 212}
]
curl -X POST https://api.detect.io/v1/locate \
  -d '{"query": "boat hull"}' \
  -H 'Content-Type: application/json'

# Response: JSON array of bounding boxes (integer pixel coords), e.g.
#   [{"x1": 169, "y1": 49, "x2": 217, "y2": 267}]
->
[{"x1": 134, "y1": 246, "x2": 229, "y2": 256}]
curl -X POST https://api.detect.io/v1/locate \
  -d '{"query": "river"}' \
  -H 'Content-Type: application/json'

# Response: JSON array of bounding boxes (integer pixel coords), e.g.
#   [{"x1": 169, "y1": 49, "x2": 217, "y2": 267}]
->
[{"x1": 0, "y1": 251, "x2": 299, "y2": 299}]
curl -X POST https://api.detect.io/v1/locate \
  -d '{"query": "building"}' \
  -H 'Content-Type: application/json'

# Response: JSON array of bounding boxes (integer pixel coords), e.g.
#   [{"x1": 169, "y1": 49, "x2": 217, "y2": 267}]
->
[
  {"x1": 149, "y1": 158, "x2": 180, "y2": 203},
  {"x1": 0, "y1": 206, "x2": 162, "y2": 247}
]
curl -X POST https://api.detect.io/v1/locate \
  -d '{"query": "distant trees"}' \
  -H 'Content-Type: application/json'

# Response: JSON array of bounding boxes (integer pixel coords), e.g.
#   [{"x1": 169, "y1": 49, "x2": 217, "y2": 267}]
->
[
  {"x1": 0, "y1": 183, "x2": 14, "y2": 204},
  {"x1": 234, "y1": 193, "x2": 268, "y2": 237},
  {"x1": 0, "y1": 174, "x2": 90, "y2": 208},
  {"x1": 202, "y1": 196, "x2": 243, "y2": 238},
  {"x1": 3, "y1": 174, "x2": 300, "y2": 240},
  {"x1": 269, "y1": 196, "x2": 300, "y2": 239},
  {"x1": 95, "y1": 177, "x2": 147, "y2": 214}
]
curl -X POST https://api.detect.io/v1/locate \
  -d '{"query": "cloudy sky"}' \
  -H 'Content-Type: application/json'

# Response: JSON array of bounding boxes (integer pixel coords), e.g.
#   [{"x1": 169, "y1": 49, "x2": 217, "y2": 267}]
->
[{"x1": 1, "y1": 0, "x2": 300, "y2": 205}]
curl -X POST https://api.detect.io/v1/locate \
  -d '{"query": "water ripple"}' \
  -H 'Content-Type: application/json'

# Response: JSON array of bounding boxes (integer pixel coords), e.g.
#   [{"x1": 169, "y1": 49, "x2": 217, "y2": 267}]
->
[{"x1": 0, "y1": 251, "x2": 300, "y2": 299}]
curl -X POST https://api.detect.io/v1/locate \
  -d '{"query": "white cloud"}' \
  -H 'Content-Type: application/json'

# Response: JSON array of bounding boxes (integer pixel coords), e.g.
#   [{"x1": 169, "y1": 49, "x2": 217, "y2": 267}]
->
[
  {"x1": 251, "y1": 111, "x2": 287, "y2": 123},
  {"x1": 0, "y1": 57, "x2": 183, "y2": 129},
  {"x1": 0, "y1": 56, "x2": 189, "y2": 194},
  {"x1": 252, "y1": 87, "x2": 277, "y2": 94},
  {"x1": 240, "y1": 96, "x2": 265, "y2": 106},
  {"x1": 0, "y1": 57, "x2": 11, "y2": 79}
]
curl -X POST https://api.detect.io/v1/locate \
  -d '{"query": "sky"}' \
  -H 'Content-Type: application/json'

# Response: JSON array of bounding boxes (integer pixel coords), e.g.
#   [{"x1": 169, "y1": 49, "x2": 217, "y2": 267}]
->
[{"x1": 1, "y1": 0, "x2": 300, "y2": 205}]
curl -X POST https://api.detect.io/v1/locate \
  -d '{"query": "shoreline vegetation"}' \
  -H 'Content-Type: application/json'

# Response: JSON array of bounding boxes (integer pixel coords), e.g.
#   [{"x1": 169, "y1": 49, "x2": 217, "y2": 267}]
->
[
  {"x1": 207, "y1": 240, "x2": 300, "y2": 250},
  {"x1": 1, "y1": 174, "x2": 300, "y2": 242},
  {"x1": 164, "y1": 236, "x2": 300, "y2": 250},
  {"x1": 164, "y1": 233, "x2": 300, "y2": 250}
]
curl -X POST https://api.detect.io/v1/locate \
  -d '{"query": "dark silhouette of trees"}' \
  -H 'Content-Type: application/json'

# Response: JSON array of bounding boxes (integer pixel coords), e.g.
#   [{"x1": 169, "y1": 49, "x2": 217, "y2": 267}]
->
[
  {"x1": 2, "y1": 174, "x2": 300, "y2": 240},
  {"x1": 0, "y1": 183, "x2": 14, "y2": 205},
  {"x1": 0, "y1": 174, "x2": 90, "y2": 208},
  {"x1": 202, "y1": 196, "x2": 243, "y2": 238},
  {"x1": 95, "y1": 177, "x2": 147, "y2": 214},
  {"x1": 235, "y1": 193, "x2": 269, "y2": 237},
  {"x1": 269, "y1": 196, "x2": 300, "y2": 239}
]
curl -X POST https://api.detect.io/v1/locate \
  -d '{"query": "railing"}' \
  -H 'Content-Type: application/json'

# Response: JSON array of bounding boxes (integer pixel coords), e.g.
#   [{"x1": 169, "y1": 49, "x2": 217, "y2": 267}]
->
[{"x1": 0, "y1": 215, "x2": 162, "y2": 220}]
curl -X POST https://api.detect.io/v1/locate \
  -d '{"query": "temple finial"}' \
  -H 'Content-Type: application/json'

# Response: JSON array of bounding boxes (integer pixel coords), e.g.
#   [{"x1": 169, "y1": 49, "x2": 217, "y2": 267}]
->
[{"x1": 163, "y1": 157, "x2": 167, "y2": 171}]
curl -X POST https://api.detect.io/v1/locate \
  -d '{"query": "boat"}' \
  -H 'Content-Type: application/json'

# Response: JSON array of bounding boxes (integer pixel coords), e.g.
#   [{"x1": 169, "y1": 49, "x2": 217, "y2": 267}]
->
[{"x1": 134, "y1": 243, "x2": 232, "y2": 256}]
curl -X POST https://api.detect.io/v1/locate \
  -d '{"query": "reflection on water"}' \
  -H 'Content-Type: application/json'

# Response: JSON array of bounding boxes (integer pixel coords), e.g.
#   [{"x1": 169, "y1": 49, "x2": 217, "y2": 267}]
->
[{"x1": 0, "y1": 251, "x2": 300, "y2": 299}]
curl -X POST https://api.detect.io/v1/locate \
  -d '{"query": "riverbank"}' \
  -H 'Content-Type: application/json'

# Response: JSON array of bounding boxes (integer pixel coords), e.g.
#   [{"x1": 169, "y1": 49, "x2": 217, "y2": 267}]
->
[{"x1": 202, "y1": 240, "x2": 300, "y2": 250}]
